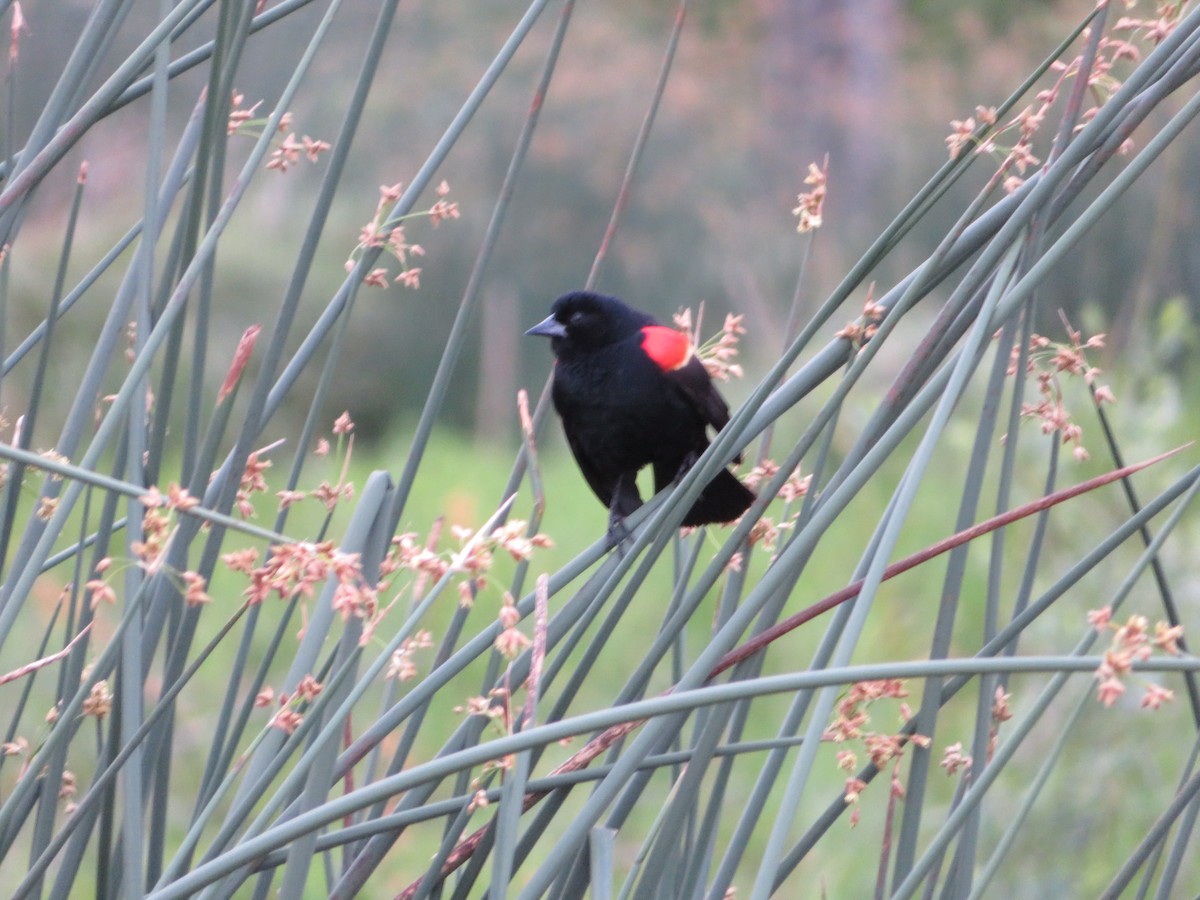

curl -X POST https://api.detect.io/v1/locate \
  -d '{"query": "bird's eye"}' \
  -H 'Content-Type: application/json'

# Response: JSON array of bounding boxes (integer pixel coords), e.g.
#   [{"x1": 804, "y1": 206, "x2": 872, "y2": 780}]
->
[{"x1": 569, "y1": 310, "x2": 588, "y2": 326}]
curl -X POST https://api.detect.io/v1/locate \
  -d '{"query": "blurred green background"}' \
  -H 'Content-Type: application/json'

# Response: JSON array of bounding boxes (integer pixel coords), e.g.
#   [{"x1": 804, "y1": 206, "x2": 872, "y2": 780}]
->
[{"x1": 7, "y1": 0, "x2": 1199, "y2": 446}]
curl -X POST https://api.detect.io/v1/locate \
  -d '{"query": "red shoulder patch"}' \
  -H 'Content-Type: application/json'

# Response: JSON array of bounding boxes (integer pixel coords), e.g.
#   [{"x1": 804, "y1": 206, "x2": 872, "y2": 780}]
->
[{"x1": 640, "y1": 326, "x2": 692, "y2": 372}]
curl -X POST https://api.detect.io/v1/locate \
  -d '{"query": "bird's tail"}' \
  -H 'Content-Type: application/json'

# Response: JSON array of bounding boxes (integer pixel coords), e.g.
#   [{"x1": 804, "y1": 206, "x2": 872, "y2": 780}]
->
[{"x1": 683, "y1": 468, "x2": 755, "y2": 527}]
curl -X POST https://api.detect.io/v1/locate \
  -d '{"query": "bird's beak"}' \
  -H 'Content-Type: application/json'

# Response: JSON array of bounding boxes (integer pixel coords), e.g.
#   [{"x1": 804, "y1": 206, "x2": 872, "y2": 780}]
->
[{"x1": 525, "y1": 315, "x2": 567, "y2": 339}]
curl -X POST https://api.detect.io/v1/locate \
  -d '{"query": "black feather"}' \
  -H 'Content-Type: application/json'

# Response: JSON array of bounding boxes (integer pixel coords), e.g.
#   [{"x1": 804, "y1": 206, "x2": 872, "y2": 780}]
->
[{"x1": 527, "y1": 291, "x2": 755, "y2": 536}]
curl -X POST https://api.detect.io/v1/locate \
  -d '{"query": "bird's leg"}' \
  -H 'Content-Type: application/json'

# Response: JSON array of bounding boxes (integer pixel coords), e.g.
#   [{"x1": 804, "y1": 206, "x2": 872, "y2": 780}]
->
[
  {"x1": 605, "y1": 472, "x2": 640, "y2": 554},
  {"x1": 606, "y1": 507, "x2": 632, "y2": 554}
]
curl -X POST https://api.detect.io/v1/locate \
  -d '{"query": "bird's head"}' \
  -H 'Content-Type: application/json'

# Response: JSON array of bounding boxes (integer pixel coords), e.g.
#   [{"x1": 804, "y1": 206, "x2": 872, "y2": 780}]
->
[{"x1": 525, "y1": 291, "x2": 653, "y2": 357}]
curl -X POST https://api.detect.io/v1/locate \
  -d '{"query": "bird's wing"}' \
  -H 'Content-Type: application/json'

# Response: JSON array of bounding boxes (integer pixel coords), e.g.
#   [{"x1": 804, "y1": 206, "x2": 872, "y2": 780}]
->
[
  {"x1": 663, "y1": 354, "x2": 730, "y2": 431},
  {"x1": 638, "y1": 326, "x2": 730, "y2": 430}
]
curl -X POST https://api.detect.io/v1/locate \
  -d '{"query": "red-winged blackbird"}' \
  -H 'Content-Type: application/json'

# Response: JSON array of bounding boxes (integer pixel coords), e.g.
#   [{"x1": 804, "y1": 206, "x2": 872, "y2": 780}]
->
[{"x1": 527, "y1": 291, "x2": 755, "y2": 537}]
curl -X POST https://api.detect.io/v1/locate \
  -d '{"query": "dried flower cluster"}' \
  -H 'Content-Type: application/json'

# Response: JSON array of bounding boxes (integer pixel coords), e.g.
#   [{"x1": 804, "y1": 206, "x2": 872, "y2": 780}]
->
[
  {"x1": 672, "y1": 305, "x2": 747, "y2": 382},
  {"x1": 387, "y1": 630, "x2": 435, "y2": 682},
  {"x1": 447, "y1": 519, "x2": 553, "y2": 607},
  {"x1": 262, "y1": 673, "x2": 325, "y2": 735},
  {"x1": 446, "y1": 569, "x2": 553, "y2": 793},
  {"x1": 824, "y1": 679, "x2": 930, "y2": 827},
  {"x1": 273, "y1": 412, "x2": 359, "y2": 514},
  {"x1": 385, "y1": 532, "x2": 452, "y2": 583},
  {"x1": 79, "y1": 416, "x2": 361, "y2": 631},
  {"x1": 348, "y1": 180, "x2": 459, "y2": 290},
  {"x1": 454, "y1": 686, "x2": 521, "y2": 798},
  {"x1": 59, "y1": 770, "x2": 76, "y2": 809},
  {"x1": 494, "y1": 592, "x2": 530, "y2": 660},
  {"x1": 467, "y1": 788, "x2": 491, "y2": 814},
  {"x1": 720, "y1": 460, "x2": 811, "y2": 570},
  {"x1": 236, "y1": 447, "x2": 275, "y2": 519},
  {"x1": 11, "y1": 446, "x2": 75, "y2": 516},
  {"x1": 835, "y1": 284, "x2": 886, "y2": 349},
  {"x1": 744, "y1": 458, "x2": 812, "y2": 505},
  {"x1": 37, "y1": 448, "x2": 69, "y2": 479},
  {"x1": 990, "y1": 683, "x2": 1013, "y2": 739},
  {"x1": 83, "y1": 480, "x2": 213, "y2": 615},
  {"x1": 939, "y1": 685, "x2": 1014, "y2": 778},
  {"x1": 429, "y1": 180, "x2": 461, "y2": 226},
  {"x1": 1, "y1": 736, "x2": 28, "y2": 775},
  {"x1": 247, "y1": 545, "x2": 358, "y2": 637},
  {"x1": 85, "y1": 557, "x2": 117, "y2": 610},
  {"x1": 227, "y1": 92, "x2": 262, "y2": 134},
  {"x1": 940, "y1": 741, "x2": 973, "y2": 777},
  {"x1": 81, "y1": 679, "x2": 113, "y2": 719},
  {"x1": 744, "y1": 515, "x2": 792, "y2": 554},
  {"x1": 1088, "y1": 606, "x2": 1182, "y2": 709},
  {"x1": 53, "y1": 403, "x2": 556, "y2": 759},
  {"x1": 1008, "y1": 323, "x2": 1112, "y2": 461},
  {"x1": 455, "y1": 686, "x2": 511, "y2": 725},
  {"x1": 1116, "y1": 3, "x2": 1188, "y2": 46},
  {"x1": 947, "y1": 103, "x2": 1044, "y2": 194},
  {"x1": 946, "y1": 3, "x2": 1186, "y2": 193},
  {"x1": 300, "y1": 512, "x2": 549, "y2": 668},
  {"x1": 792, "y1": 158, "x2": 828, "y2": 234},
  {"x1": 267, "y1": 133, "x2": 332, "y2": 173},
  {"x1": 226, "y1": 91, "x2": 330, "y2": 172}
]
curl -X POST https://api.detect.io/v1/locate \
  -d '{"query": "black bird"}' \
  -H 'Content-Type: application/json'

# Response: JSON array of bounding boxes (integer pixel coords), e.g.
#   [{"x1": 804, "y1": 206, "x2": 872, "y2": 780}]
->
[{"x1": 526, "y1": 291, "x2": 755, "y2": 538}]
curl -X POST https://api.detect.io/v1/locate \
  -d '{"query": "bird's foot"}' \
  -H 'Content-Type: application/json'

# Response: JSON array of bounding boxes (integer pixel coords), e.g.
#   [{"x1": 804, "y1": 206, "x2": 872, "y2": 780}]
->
[{"x1": 606, "y1": 513, "x2": 633, "y2": 556}]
